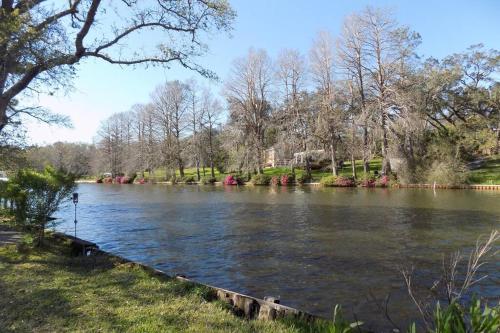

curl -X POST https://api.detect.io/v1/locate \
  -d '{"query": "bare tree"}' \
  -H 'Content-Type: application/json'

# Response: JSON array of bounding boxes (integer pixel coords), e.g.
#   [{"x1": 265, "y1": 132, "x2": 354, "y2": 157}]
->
[
  {"x1": 276, "y1": 48, "x2": 313, "y2": 176},
  {"x1": 337, "y1": 13, "x2": 371, "y2": 173},
  {"x1": 201, "y1": 89, "x2": 223, "y2": 178},
  {"x1": 359, "y1": 6, "x2": 420, "y2": 175},
  {"x1": 310, "y1": 31, "x2": 343, "y2": 176},
  {"x1": 224, "y1": 48, "x2": 273, "y2": 174},
  {"x1": 186, "y1": 80, "x2": 203, "y2": 181},
  {"x1": 152, "y1": 81, "x2": 189, "y2": 178}
]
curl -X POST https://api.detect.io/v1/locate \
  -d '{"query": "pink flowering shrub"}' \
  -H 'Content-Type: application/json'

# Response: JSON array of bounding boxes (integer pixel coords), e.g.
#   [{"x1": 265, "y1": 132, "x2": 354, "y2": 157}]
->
[
  {"x1": 103, "y1": 177, "x2": 113, "y2": 184},
  {"x1": 359, "y1": 173, "x2": 375, "y2": 187},
  {"x1": 361, "y1": 178, "x2": 376, "y2": 187},
  {"x1": 377, "y1": 175, "x2": 390, "y2": 187},
  {"x1": 335, "y1": 176, "x2": 355, "y2": 187},
  {"x1": 139, "y1": 178, "x2": 146, "y2": 184},
  {"x1": 223, "y1": 175, "x2": 238, "y2": 185},
  {"x1": 280, "y1": 174, "x2": 292, "y2": 186},
  {"x1": 271, "y1": 176, "x2": 280, "y2": 186}
]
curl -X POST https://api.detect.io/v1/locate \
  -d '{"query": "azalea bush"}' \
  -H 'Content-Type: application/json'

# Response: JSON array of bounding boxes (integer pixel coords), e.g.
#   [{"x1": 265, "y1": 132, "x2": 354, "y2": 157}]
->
[
  {"x1": 280, "y1": 173, "x2": 294, "y2": 186},
  {"x1": 376, "y1": 175, "x2": 390, "y2": 187},
  {"x1": 359, "y1": 173, "x2": 376, "y2": 187},
  {"x1": 335, "y1": 176, "x2": 355, "y2": 187},
  {"x1": 270, "y1": 176, "x2": 280, "y2": 186},
  {"x1": 223, "y1": 175, "x2": 240, "y2": 185}
]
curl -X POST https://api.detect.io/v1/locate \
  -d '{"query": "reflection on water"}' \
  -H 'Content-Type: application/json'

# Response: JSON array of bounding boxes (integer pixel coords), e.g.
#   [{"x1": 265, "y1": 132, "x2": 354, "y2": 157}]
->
[{"x1": 56, "y1": 184, "x2": 500, "y2": 331}]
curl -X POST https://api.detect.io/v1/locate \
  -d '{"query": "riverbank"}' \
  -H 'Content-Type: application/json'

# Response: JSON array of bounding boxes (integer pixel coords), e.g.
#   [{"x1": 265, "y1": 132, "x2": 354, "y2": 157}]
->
[
  {"x1": 78, "y1": 156, "x2": 500, "y2": 188},
  {"x1": 76, "y1": 179, "x2": 500, "y2": 190},
  {"x1": 0, "y1": 232, "x2": 332, "y2": 333}
]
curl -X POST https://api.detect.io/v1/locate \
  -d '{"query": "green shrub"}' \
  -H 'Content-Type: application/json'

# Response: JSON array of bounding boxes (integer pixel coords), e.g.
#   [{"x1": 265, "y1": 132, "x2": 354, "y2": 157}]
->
[
  {"x1": 8, "y1": 167, "x2": 76, "y2": 246},
  {"x1": 200, "y1": 177, "x2": 216, "y2": 185},
  {"x1": 296, "y1": 173, "x2": 311, "y2": 184},
  {"x1": 426, "y1": 160, "x2": 469, "y2": 186},
  {"x1": 320, "y1": 175, "x2": 337, "y2": 186},
  {"x1": 250, "y1": 174, "x2": 271, "y2": 185},
  {"x1": 182, "y1": 176, "x2": 195, "y2": 184}
]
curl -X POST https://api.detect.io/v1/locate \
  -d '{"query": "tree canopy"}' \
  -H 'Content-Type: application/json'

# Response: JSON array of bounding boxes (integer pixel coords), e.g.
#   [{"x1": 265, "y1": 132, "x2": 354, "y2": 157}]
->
[{"x1": 0, "y1": 0, "x2": 235, "y2": 134}]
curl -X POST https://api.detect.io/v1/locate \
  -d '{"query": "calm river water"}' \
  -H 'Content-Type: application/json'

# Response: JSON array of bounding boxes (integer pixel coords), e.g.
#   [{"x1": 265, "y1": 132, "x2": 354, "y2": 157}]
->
[{"x1": 56, "y1": 184, "x2": 499, "y2": 331}]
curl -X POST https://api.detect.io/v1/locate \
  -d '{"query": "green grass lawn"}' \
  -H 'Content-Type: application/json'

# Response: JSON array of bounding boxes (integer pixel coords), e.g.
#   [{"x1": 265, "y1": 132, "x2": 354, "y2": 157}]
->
[
  {"x1": 0, "y1": 236, "x2": 334, "y2": 333},
  {"x1": 102, "y1": 156, "x2": 499, "y2": 185},
  {"x1": 144, "y1": 167, "x2": 225, "y2": 181},
  {"x1": 146, "y1": 159, "x2": 383, "y2": 183},
  {"x1": 468, "y1": 156, "x2": 500, "y2": 185}
]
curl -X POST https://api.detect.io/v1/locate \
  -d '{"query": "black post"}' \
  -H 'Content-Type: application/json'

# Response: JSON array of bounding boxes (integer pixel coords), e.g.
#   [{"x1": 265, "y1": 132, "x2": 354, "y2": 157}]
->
[
  {"x1": 74, "y1": 203, "x2": 77, "y2": 238},
  {"x1": 72, "y1": 193, "x2": 79, "y2": 238}
]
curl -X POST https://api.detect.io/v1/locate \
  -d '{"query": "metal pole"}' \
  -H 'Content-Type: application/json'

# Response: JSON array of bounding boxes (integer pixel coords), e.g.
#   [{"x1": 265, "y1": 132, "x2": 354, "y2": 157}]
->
[{"x1": 74, "y1": 203, "x2": 77, "y2": 238}]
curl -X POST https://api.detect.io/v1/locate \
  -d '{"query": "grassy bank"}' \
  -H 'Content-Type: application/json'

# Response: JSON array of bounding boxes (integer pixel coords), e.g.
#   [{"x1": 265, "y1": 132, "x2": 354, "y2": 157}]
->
[
  {"x1": 0, "y1": 235, "x2": 331, "y2": 333},
  {"x1": 144, "y1": 159, "x2": 383, "y2": 183},
  {"x1": 145, "y1": 156, "x2": 500, "y2": 185},
  {"x1": 468, "y1": 156, "x2": 500, "y2": 185}
]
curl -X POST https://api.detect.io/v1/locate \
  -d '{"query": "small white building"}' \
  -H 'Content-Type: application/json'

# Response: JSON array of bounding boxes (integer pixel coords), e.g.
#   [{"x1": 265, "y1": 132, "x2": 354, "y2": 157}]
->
[{"x1": 0, "y1": 171, "x2": 8, "y2": 182}]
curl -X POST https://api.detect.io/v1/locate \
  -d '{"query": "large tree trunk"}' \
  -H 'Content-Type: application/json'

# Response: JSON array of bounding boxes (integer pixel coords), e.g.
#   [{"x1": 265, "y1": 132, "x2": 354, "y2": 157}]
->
[
  {"x1": 35, "y1": 220, "x2": 46, "y2": 248},
  {"x1": 381, "y1": 110, "x2": 391, "y2": 175},
  {"x1": 0, "y1": 101, "x2": 8, "y2": 133},
  {"x1": 495, "y1": 119, "x2": 500, "y2": 155},
  {"x1": 208, "y1": 127, "x2": 215, "y2": 178},
  {"x1": 330, "y1": 144, "x2": 338, "y2": 176},
  {"x1": 178, "y1": 160, "x2": 184, "y2": 178},
  {"x1": 351, "y1": 154, "x2": 356, "y2": 179},
  {"x1": 363, "y1": 124, "x2": 370, "y2": 173},
  {"x1": 196, "y1": 157, "x2": 200, "y2": 181},
  {"x1": 256, "y1": 144, "x2": 263, "y2": 174},
  {"x1": 351, "y1": 118, "x2": 357, "y2": 179}
]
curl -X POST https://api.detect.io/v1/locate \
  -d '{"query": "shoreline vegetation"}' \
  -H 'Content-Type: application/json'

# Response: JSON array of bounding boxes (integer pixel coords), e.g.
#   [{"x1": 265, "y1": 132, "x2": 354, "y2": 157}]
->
[{"x1": 80, "y1": 156, "x2": 500, "y2": 189}]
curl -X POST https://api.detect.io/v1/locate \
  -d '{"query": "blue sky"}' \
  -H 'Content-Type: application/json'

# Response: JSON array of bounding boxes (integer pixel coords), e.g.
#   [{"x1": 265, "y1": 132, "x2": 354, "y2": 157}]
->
[{"x1": 27, "y1": 0, "x2": 500, "y2": 145}]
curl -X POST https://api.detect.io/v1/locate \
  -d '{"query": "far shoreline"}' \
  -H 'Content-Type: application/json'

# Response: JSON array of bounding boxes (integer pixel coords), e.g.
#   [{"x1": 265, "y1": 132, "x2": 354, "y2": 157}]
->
[{"x1": 75, "y1": 179, "x2": 500, "y2": 190}]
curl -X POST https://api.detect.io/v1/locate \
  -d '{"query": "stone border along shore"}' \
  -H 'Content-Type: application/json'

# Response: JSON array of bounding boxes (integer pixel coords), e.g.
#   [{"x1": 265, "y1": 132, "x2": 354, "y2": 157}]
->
[
  {"x1": 76, "y1": 179, "x2": 500, "y2": 190},
  {"x1": 53, "y1": 232, "x2": 318, "y2": 323}
]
